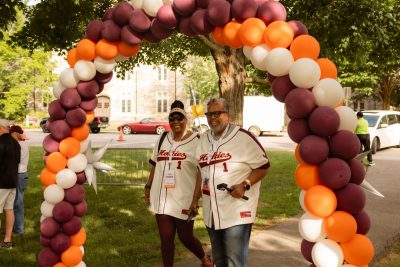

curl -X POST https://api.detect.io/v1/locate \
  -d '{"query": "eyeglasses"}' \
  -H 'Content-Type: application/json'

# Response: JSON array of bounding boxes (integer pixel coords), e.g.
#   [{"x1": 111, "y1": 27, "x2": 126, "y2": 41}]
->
[
  {"x1": 205, "y1": 111, "x2": 227, "y2": 118},
  {"x1": 168, "y1": 114, "x2": 185, "y2": 122}
]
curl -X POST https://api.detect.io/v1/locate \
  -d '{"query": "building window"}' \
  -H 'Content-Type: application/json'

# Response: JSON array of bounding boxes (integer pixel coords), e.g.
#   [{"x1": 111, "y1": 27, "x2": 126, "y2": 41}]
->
[
  {"x1": 157, "y1": 92, "x2": 168, "y2": 113},
  {"x1": 122, "y1": 100, "x2": 126, "y2": 112},
  {"x1": 121, "y1": 99, "x2": 131, "y2": 113},
  {"x1": 104, "y1": 102, "x2": 110, "y2": 109},
  {"x1": 97, "y1": 103, "x2": 102, "y2": 108},
  {"x1": 158, "y1": 66, "x2": 168, "y2": 81}
]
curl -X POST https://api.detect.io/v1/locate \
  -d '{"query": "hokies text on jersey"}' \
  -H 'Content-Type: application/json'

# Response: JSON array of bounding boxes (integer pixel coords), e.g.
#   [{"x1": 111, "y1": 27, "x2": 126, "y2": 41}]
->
[{"x1": 199, "y1": 152, "x2": 232, "y2": 167}]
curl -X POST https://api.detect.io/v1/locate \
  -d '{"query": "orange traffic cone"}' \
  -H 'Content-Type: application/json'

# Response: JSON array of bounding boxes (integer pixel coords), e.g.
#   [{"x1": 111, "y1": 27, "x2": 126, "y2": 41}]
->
[{"x1": 118, "y1": 130, "x2": 125, "y2": 142}]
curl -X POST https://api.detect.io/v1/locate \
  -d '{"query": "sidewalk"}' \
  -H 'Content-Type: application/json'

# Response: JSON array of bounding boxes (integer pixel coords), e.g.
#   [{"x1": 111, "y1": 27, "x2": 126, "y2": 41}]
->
[{"x1": 176, "y1": 147, "x2": 400, "y2": 266}]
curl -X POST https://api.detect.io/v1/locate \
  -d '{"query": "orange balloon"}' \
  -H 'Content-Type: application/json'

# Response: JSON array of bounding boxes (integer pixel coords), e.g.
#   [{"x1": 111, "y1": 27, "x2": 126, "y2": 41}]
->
[
  {"x1": 71, "y1": 227, "x2": 87, "y2": 246},
  {"x1": 316, "y1": 58, "x2": 337, "y2": 79},
  {"x1": 211, "y1": 27, "x2": 226, "y2": 46},
  {"x1": 71, "y1": 125, "x2": 90, "y2": 141},
  {"x1": 67, "y1": 48, "x2": 80, "y2": 68},
  {"x1": 290, "y1": 35, "x2": 320, "y2": 60},
  {"x1": 59, "y1": 137, "x2": 81, "y2": 158},
  {"x1": 46, "y1": 152, "x2": 68, "y2": 173},
  {"x1": 40, "y1": 168, "x2": 56, "y2": 187},
  {"x1": 294, "y1": 163, "x2": 321, "y2": 190},
  {"x1": 324, "y1": 211, "x2": 357, "y2": 243},
  {"x1": 96, "y1": 39, "x2": 118, "y2": 60},
  {"x1": 86, "y1": 111, "x2": 95, "y2": 124},
  {"x1": 223, "y1": 21, "x2": 243, "y2": 48},
  {"x1": 294, "y1": 144, "x2": 305, "y2": 164},
  {"x1": 264, "y1": 21, "x2": 294, "y2": 49},
  {"x1": 61, "y1": 246, "x2": 83, "y2": 267},
  {"x1": 118, "y1": 42, "x2": 140, "y2": 57},
  {"x1": 340, "y1": 234, "x2": 374, "y2": 266},
  {"x1": 304, "y1": 185, "x2": 337, "y2": 218},
  {"x1": 76, "y1": 39, "x2": 96, "y2": 61},
  {"x1": 53, "y1": 263, "x2": 67, "y2": 267},
  {"x1": 238, "y1": 18, "x2": 266, "y2": 47}
]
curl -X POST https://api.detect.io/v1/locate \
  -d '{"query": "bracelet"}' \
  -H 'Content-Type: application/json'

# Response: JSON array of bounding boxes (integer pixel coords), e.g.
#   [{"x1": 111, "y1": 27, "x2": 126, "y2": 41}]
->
[{"x1": 144, "y1": 184, "x2": 151, "y2": 189}]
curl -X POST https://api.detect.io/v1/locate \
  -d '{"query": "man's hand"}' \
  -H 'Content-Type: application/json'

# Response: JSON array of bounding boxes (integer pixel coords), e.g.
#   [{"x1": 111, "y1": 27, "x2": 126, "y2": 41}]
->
[
  {"x1": 144, "y1": 188, "x2": 151, "y2": 206},
  {"x1": 229, "y1": 183, "x2": 246, "y2": 199}
]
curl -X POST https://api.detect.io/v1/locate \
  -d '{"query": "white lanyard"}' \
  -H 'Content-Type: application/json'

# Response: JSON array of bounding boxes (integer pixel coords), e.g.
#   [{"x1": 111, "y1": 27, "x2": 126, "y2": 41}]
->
[
  {"x1": 207, "y1": 124, "x2": 230, "y2": 164},
  {"x1": 168, "y1": 131, "x2": 187, "y2": 168}
]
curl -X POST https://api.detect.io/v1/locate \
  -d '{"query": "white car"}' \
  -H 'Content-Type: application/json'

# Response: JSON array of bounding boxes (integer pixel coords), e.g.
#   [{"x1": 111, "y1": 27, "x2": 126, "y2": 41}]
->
[{"x1": 362, "y1": 110, "x2": 400, "y2": 153}]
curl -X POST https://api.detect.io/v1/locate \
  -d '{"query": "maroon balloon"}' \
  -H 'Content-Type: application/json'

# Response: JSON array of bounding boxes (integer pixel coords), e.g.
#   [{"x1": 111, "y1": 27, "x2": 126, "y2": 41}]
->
[
  {"x1": 319, "y1": 158, "x2": 351, "y2": 189},
  {"x1": 285, "y1": 88, "x2": 316, "y2": 119},
  {"x1": 299, "y1": 135, "x2": 329, "y2": 165},
  {"x1": 66, "y1": 108, "x2": 86, "y2": 128},
  {"x1": 255, "y1": 0, "x2": 269, "y2": 5},
  {"x1": 129, "y1": 9, "x2": 152, "y2": 33},
  {"x1": 39, "y1": 234, "x2": 51, "y2": 246},
  {"x1": 43, "y1": 134, "x2": 60, "y2": 153},
  {"x1": 231, "y1": 0, "x2": 258, "y2": 22},
  {"x1": 45, "y1": 118, "x2": 54, "y2": 132},
  {"x1": 267, "y1": 73, "x2": 276, "y2": 84},
  {"x1": 196, "y1": 0, "x2": 210, "y2": 8},
  {"x1": 95, "y1": 71, "x2": 113, "y2": 84},
  {"x1": 98, "y1": 83, "x2": 105, "y2": 94},
  {"x1": 151, "y1": 18, "x2": 174, "y2": 40},
  {"x1": 301, "y1": 239, "x2": 315, "y2": 263},
  {"x1": 173, "y1": 0, "x2": 196, "y2": 17},
  {"x1": 40, "y1": 217, "x2": 61, "y2": 238},
  {"x1": 60, "y1": 88, "x2": 81, "y2": 109},
  {"x1": 50, "y1": 232, "x2": 71, "y2": 254},
  {"x1": 143, "y1": 30, "x2": 162, "y2": 43},
  {"x1": 48, "y1": 100, "x2": 66, "y2": 120},
  {"x1": 288, "y1": 20, "x2": 308, "y2": 38},
  {"x1": 102, "y1": 8, "x2": 114, "y2": 21},
  {"x1": 308, "y1": 107, "x2": 340, "y2": 137},
  {"x1": 329, "y1": 130, "x2": 361, "y2": 161},
  {"x1": 112, "y1": 2, "x2": 134, "y2": 26},
  {"x1": 77, "y1": 80, "x2": 100, "y2": 99},
  {"x1": 74, "y1": 200, "x2": 88, "y2": 217},
  {"x1": 335, "y1": 183, "x2": 366, "y2": 214},
  {"x1": 101, "y1": 19, "x2": 121, "y2": 42},
  {"x1": 49, "y1": 120, "x2": 72, "y2": 141},
  {"x1": 65, "y1": 184, "x2": 85, "y2": 204},
  {"x1": 354, "y1": 210, "x2": 371, "y2": 235},
  {"x1": 121, "y1": 25, "x2": 144, "y2": 45},
  {"x1": 349, "y1": 159, "x2": 366, "y2": 185},
  {"x1": 76, "y1": 171, "x2": 87, "y2": 185},
  {"x1": 80, "y1": 97, "x2": 98, "y2": 112},
  {"x1": 206, "y1": 0, "x2": 231, "y2": 27},
  {"x1": 157, "y1": 4, "x2": 179, "y2": 29},
  {"x1": 62, "y1": 216, "x2": 82, "y2": 235},
  {"x1": 53, "y1": 201, "x2": 74, "y2": 223},
  {"x1": 257, "y1": 1, "x2": 286, "y2": 25},
  {"x1": 38, "y1": 247, "x2": 60, "y2": 267},
  {"x1": 85, "y1": 20, "x2": 103, "y2": 42},
  {"x1": 190, "y1": 9, "x2": 214, "y2": 35},
  {"x1": 287, "y1": 119, "x2": 310, "y2": 144},
  {"x1": 271, "y1": 75, "x2": 296, "y2": 103},
  {"x1": 178, "y1": 17, "x2": 197, "y2": 36}
]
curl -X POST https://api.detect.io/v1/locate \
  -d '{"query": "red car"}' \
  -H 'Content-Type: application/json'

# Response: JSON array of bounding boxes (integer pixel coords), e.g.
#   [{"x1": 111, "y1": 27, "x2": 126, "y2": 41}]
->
[{"x1": 118, "y1": 117, "x2": 171, "y2": 135}]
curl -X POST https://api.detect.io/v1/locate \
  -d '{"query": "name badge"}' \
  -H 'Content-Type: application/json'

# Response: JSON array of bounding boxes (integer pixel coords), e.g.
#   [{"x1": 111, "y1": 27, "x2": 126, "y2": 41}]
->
[{"x1": 164, "y1": 170, "x2": 175, "y2": 188}]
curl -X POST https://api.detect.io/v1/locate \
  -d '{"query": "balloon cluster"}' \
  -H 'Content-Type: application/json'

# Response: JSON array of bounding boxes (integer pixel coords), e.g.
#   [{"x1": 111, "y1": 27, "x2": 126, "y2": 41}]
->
[{"x1": 39, "y1": 0, "x2": 375, "y2": 266}]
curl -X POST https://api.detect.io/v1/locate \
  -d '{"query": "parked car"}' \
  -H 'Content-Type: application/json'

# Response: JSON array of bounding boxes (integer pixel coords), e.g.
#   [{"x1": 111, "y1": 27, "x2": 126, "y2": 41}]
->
[
  {"x1": 118, "y1": 117, "x2": 170, "y2": 135},
  {"x1": 361, "y1": 110, "x2": 400, "y2": 153},
  {"x1": 40, "y1": 116, "x2": 109, "y2": 134}
]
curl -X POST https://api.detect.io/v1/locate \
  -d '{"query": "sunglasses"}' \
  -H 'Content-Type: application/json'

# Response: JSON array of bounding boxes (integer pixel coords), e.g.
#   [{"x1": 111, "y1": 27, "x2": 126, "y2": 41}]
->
[
  {"x1": 205, "y1": 111, "x2": 227, "y2": 118},
  {"x1": 169, "y1": 114, "x2": 185, "y2": 122}
]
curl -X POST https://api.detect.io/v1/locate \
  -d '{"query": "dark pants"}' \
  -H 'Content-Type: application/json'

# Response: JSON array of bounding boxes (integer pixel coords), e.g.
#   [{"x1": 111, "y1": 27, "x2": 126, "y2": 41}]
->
[
  {"x1": 13, "y1": 172, "x2": 28, "y2": 234},
  {"x1": 357, "y1": 134, "x2": 373, "y2": 163}
]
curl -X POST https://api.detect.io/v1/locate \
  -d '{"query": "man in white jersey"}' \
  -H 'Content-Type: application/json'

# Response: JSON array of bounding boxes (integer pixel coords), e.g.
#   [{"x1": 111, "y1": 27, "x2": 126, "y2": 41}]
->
[{"x1": 195, "y1": 98, "x2": 270, "y2": 267}]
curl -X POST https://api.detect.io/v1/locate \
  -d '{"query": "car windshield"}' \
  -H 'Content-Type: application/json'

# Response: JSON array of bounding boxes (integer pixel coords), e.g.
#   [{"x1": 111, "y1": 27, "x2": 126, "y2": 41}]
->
[{"x1": 363, "y1": 114, "x2": 379, "y2": 127}]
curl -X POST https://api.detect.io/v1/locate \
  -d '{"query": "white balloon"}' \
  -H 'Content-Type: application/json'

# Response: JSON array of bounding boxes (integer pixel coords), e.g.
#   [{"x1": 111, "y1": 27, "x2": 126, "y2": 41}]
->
[
  {"x1": 342, "y1": 264, "x2": 357, "y2": 267},
  {"x1": 250, "y1": 45, "x2": 270, "y2": 71},
  {"x1": 60, "y1": 68, "x2": 78, "y2": 89},
  {"x1": 73, "y1": 60, "x2": 97, "y2": 82},
  {"x1": 43, "y1": 184, "x2": 65, "y2": 204},
  {"x1": 129, "y1": 0, "x2": 143, "y2": 8},
  {"x1": 265, "y1": 48, "x2": 294, "y2": 77},
  {"x1": 299, "y1": 190, "x2": 308, "y2": 212},
  {"x1": 312, "y1": 239, "x2": 344, "y2": 267},
  {"x1": 142, "y1": 0, "x2": 163, "y2": 17},
  {"x1": 289, "y1": 58, "x2": 321, "y2": 88},
  {"x1": 80, "y1": 246, "x2": 85, "y2": 255},
  {"x1": 40, "y1": 201, "x2": 55, "y2": 218},
  {"x1": 243, "y1": 46, "x2": 253, "y2": 60},
  {"x1": 52, "y1": 81, "x2": 66, "y2": 99},
  {"x1": 115, "y1": 53, "x2": 129, "y2": 62},
  {"x1": 56, "y1": 168, "x2": 78, "y2": 189},
  {"x1": 94, "y1": 57, "x2": 116, "y2": 74},
  {"x1": 163, "y1": 0, "x2": 173, "y2": 3},
  {"x1": 298, "y1": 212, "x2": 326, "y2": 242},
  {"x1": 312, "y1": 78, "x2": 345, "y2": 108},
  {"x1": 74, "y1": 261, "x2": 86, "y2": 267},
  {"x1": 80, "y1": 138, "x2": 90, "y2": 153},
  {"x1": 335, "y1": 106, "x2": 358, "y2": 132},
  {"x1": 68, "y1": 153, "x2": 88, "y2": 173}
]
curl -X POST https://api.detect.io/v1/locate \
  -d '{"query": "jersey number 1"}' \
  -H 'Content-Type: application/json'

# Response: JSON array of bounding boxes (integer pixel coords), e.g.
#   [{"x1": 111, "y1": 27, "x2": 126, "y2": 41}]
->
[{"x1": 222, "y1": 162, "x2": 228, "y2": 172}]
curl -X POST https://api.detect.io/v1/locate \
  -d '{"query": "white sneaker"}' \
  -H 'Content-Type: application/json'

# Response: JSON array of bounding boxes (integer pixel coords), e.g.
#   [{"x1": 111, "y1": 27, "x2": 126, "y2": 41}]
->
[{"x1": 368, "y1": 162, "x2": 376, "y2": 166}]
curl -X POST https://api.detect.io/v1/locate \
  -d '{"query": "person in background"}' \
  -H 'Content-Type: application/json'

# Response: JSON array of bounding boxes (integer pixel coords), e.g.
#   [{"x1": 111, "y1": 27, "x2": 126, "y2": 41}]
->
[
  {"x1": 355, "y1": 111, "x2": 375, "y2": 166},
  {"x1": 9, "y1": 125, "x2": 29, "y2": 235},
  {"x1": 144, "y1": 100, "x2": 213, "y2": 267},
  {"x1": 195, "y1": 98, "x2": 270, "y2": 266},
  {"x1": 0, "y1": 119, "x2": 20, "y2": 248}
]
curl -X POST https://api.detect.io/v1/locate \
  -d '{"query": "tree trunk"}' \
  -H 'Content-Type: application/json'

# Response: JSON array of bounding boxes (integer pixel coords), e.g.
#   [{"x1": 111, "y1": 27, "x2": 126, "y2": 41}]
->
[
  {"x1": 210, "y1": 47, "x2": 246, "y2": 126},
  {"x1": 377, "y1": 74, "x2": 397, "y2": 110}
]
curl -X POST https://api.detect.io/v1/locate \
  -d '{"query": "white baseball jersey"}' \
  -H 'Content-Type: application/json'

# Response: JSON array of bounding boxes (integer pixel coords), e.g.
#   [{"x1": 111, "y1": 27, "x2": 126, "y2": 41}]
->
[
  {"x1": 196, "y1": 124, "x2": 270, "y2": 230},
  {"x1": 149, "y1": 132, "x2": 199, "y2": 220}
]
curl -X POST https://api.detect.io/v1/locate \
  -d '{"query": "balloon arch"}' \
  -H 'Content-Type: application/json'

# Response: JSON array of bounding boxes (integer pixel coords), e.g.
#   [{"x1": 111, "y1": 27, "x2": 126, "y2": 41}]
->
[{"x1": 38, "y1": 0, "x2": 374, "y2": 266}]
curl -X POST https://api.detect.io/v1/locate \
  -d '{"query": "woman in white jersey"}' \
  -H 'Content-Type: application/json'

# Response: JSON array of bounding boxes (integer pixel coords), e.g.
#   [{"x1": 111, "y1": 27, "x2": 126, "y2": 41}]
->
[{"x1": 144, "y1": 100, "x2": 212, "y2": 267}]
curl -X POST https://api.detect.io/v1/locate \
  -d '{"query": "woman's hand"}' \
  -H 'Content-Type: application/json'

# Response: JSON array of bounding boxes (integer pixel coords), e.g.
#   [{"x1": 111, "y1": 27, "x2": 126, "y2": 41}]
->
[
  {"x1": 187, "y1": 200, "x2": 199, "y2": 220},
  {"x1": 144, "y1": 187, "x2": 151, "y2": 206}
]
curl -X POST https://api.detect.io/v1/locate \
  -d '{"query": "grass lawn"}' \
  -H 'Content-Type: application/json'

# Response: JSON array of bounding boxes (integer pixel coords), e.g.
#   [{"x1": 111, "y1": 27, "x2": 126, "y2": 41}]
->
[{"x1": 0, "y1": 147, "x2": 300, "y2": 266}]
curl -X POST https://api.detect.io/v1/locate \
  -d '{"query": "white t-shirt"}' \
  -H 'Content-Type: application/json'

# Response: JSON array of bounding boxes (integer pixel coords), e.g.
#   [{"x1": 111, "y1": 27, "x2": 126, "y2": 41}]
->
[
  {"x1": 18, "y1": 141, "x2": 29, "y2": 173},
  {"x1": 196, "y1": 124, "x2": 270, "y2": 230},
  {"x1": 149, "y1": 132, "x2": 199, "y2": 220}
]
